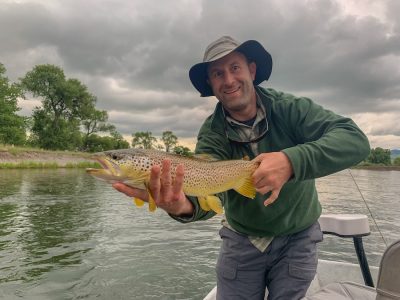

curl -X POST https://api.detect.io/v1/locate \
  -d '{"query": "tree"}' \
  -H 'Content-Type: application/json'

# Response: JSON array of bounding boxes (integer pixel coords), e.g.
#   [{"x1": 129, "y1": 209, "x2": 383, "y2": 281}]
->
[
  {"x1": 173, "y1": 145, "x2": 193, "y2": 157},
  {"x1": 29, "y1": 108, "x2": 82, "y2": 150},
  {"x1": 20, "y1": 64, "x2": 96, "y2": 150},
  {"x1": 81, "y1": 109, "x2": 115, "y2": 150},
  {"x1": 110, "y1": 130, "x2": 130, "y2": 149},
  {"x1": 367, "y1": 147, "x2": 391, "y2": 165},
  {"x1": 0, "y1": 63, "x2": 26, "y2": 145},
  {"x1": 85, "y1": 131, "x2": 130, "y2": 152},
  {"x1": 393, "y1": 157, "x2": 400, "y2": 166},
  {"x1": 131, "y1": 131, "x2": 157, "y2": 149},
  {"x1": 161, "y1": 130, "x2": 178, "y2": 152}
]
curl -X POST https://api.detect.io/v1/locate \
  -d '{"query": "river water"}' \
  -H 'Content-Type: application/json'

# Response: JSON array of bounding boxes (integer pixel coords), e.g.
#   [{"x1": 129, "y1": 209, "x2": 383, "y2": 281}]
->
[{"x1": 0, "y1": 169, "x2": 399, "y2": 299}]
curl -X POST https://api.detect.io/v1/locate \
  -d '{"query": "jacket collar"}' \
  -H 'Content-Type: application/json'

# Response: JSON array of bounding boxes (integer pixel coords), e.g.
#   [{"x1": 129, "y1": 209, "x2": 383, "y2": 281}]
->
[{"x1": 209, "y1": 86, "x2": 273, "y2": 134}]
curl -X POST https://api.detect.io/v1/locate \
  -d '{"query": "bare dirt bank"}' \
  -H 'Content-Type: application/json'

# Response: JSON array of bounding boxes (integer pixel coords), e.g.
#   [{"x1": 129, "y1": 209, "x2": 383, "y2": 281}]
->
[{"x1": 0, "y1": 150, "x2": 93, "y2": 167}]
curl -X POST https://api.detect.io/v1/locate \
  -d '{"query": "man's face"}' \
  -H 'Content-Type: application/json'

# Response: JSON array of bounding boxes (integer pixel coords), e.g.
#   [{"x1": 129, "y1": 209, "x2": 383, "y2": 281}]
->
[{"x1": 207, "y1": 51, "x2": 257, "y2": 119}]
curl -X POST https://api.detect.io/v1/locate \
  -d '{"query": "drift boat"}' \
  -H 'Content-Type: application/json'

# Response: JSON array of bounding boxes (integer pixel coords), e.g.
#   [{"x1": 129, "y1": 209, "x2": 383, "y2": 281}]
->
[{"x1": 203, "y1": 214, "x2": 400, "y2": 300}]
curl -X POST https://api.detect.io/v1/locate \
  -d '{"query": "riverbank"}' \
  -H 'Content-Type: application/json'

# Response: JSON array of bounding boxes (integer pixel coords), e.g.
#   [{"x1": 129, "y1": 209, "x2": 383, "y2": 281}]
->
[
  {"x1": 1, "y1": 146, "x2": 399, "y2": 170},
  {"x1": 0, "y1": 146, "x2": 96, "y2": 168},
  {"x1": 352, "y1": 165, "x2": 400, "y2": 171}
]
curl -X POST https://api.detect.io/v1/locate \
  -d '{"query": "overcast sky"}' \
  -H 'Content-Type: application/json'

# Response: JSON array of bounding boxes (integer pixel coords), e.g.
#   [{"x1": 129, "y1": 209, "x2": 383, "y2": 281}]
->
[{"x1": 1, "y1": 0, "x2": 399, "y2": 149}]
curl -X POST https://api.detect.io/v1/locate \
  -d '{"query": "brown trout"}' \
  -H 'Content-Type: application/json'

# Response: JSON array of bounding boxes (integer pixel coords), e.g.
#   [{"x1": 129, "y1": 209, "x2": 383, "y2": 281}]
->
[{"x1": 86, "y1": 148, "x2": 258, "y2": 214}]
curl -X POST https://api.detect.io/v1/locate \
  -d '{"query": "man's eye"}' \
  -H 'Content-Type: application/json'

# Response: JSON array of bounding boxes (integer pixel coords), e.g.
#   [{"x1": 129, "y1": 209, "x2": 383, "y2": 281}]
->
[
  {"x1": 213, "y1": 71, "x2": 222, "y2": 78},
  {"x1": 232, "y1": 65, "x2": 240, "y2": 71}
]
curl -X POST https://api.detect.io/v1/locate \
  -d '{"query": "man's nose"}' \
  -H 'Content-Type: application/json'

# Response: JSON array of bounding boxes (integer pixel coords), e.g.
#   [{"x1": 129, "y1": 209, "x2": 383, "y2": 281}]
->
[{"x1": 223, "y1": 72, "x2": 235, "y2": 86}]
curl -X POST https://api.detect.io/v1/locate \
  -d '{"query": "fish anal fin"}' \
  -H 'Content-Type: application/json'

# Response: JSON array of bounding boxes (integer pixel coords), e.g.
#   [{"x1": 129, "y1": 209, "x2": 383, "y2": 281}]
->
[
  {"x1": 133, "y1": 197, "x2": 145, "y2": 207},
  {"x1": 206, "y1": 195, "x2": 223, "y2": 214},
  {"x1": 198, "y1": 196, "x2": 211, "y2": 211},
  {"x1": 234, "y1": 177, "x2": 256, "y2": 199}
]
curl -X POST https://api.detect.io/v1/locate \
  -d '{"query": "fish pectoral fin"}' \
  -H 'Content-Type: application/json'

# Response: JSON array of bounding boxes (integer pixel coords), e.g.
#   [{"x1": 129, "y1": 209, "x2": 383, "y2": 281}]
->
[
  {"x1": 206, "y1": 195, "x2": 223, "y2": 214},
  {"x1": 133, "y1": 197, "x2": 145, "y2": 207},
  {"x1": 145, "y1": 185, "x2": 157, "y2": 212},
  {"x1": 233, "y1": 177, "x2": 256, "y2": 199},
  {"x1": 198, "y1": 196, "x2": 211, "y2": 211}
]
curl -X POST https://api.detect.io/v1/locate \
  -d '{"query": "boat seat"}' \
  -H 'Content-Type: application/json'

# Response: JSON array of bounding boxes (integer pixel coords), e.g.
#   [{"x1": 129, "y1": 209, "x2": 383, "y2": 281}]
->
[{"x1": 304, "y1": 239, "x2": 400, "y2": 300}]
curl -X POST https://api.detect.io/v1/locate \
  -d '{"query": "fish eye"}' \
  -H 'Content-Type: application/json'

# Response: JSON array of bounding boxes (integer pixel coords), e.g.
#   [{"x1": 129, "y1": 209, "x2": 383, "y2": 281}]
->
[{"x1": 111, "y1": 154, "x2": 119, "y2": 160}]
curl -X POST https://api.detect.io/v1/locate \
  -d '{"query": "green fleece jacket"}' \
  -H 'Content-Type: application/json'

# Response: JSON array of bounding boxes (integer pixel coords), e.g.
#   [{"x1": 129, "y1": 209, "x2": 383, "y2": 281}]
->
[{"x1": 175, "y1": 87, "x2": 370, "y2": 237}]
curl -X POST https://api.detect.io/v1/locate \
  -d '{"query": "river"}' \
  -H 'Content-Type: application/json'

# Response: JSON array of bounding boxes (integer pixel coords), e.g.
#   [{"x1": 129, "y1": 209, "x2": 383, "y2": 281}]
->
[{"x1": 0, "y1": 169, "x2": 399, "y2": 299}]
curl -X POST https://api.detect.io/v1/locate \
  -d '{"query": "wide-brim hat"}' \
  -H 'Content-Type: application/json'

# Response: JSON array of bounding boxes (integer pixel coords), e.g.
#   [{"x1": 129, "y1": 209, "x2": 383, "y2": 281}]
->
[{"x1": 189, "y1": 36, "x2": 273, "y2": 97}]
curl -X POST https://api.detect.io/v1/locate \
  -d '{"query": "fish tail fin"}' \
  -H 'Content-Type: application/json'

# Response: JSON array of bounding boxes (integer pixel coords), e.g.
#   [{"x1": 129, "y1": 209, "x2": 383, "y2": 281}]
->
[
  {"x1": 198, "y1": 196, "x2": 211, "y2": 211},
  {"x1": 233, "y1": 176, "x2": 256, "y2": 199},
  {"x1": 133, "y1": 197, "x2": 145, "y2": 207},
  {"x1": 206, "y1": 195, "x2": 224, "y2": 214}
]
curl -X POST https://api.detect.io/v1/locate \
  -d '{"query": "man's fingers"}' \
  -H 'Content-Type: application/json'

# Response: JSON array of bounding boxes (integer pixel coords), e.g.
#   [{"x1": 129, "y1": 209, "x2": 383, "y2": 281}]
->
[
  {"x1": 263, "y1": 189, "x2": 280, "y2": 206},
  {"x1": 172, "y1": 164, "x2": 184, "y2": 197},
  {"x1": 256, "y1": 185, "x2": 273, "y2": 195},
  {"x1": 161, "y1": 160, "x2": 172, "y2": 187},
  {"x1": 112, "y1": 182, "x2": 148, "y2": 201},
  {"x1": 149, "y1": 164, "x2": 161, "y2": 202}
]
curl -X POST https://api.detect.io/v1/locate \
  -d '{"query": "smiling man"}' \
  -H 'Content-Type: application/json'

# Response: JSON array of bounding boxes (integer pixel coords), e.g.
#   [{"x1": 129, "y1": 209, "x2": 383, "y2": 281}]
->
[{"x1": 114, "y1": 36, "x2": 370, "y2": 299}]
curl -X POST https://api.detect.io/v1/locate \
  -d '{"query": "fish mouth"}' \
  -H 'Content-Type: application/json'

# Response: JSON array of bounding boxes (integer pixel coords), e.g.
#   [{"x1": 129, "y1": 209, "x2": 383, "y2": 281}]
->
[{"x1": 86, "y1": 156, "x2": 121, "y2": 178}]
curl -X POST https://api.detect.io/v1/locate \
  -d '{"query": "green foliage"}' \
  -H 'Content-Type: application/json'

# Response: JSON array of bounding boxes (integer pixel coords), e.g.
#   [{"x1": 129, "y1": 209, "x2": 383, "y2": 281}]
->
[
  {"x1": 393, "y1": 157, "x2": 400, "y2": 166},
  {"x1": 367, "y1": 147, "x2": 392, "y2": 165},
  {"x1": 29, "y1": 109, "x2": 82, "y2": 150},
  {"x1": 5, "y1": 63, "x2": 191, "y2": 153},
  {"x1": 131, "y1": 131, "x2": 157, "y2": 149},
  {"x1": 173, "y1": 145, "x2": 194, "y2": 157},
  {"x1": 20, "y1": 64, "x2": 96, "y2": 150},
  {"x1": 0, "y1": 63, "x2": 27, "y2": 145},
  {"x1": 161, "y1": 130, "x2": 178, "y2": 152},
  {"x1": 81, "y1": 109, "x2": 116, "y2": 150},
  {"x1": 85, "y1": 134, "x2": 130, "y2": 152}
]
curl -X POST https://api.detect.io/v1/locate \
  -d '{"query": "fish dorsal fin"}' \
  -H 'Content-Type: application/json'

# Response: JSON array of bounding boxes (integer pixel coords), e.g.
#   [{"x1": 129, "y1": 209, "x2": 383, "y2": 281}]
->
[
  {"x1": 193, "y1": 153, "x2": 218, "y2": 161},
  {"x1": 233, "y1": 177, "x2": 256, "y2": 199},
  {"x1": 242, "y1": 155, "x2": 250, "y2": 161}
]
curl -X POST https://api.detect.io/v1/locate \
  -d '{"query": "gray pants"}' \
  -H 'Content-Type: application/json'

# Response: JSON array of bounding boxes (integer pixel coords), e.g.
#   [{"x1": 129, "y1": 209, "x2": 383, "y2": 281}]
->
[{"x1": 216, "y1": 222, "x2": 323, "y2": 300}]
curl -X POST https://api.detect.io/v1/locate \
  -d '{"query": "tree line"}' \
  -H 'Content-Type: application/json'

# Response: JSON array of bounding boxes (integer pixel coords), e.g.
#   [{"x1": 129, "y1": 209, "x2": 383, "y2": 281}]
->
[
  {"x1": 365, "y1": 147, "x2": 400, "y2": 166},
  {"x1": 0, "y1": 63, "x2": 191, "y2": 154},
  {"x1": 2, "y1": 62, "x2": 396, "y2": 161}
]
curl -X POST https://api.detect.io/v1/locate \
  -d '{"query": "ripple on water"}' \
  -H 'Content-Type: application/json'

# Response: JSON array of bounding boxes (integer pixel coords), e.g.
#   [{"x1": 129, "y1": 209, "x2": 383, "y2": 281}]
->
[{"x1": 0, "y1": 168, "x2": 399, "y2": 299}]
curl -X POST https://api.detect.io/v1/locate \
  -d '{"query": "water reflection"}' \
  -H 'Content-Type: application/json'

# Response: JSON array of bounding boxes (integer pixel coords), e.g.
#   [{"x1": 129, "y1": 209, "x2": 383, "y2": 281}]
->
[
  {"x1": 0, "y1": 168, "x2": 399, "y2": 299},
  {"x1": 0, "y1": 169, "x2": 24, "y2": 198},
  {"x1": 0, "y1": 170, "x2": 98, "y2": 286}
]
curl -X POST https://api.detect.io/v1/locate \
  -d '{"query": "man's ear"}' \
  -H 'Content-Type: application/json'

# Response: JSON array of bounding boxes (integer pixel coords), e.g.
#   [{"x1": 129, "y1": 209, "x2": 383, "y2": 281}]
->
[{"x1": 249, "y1": 62, "x2": 257, "y2": 81}]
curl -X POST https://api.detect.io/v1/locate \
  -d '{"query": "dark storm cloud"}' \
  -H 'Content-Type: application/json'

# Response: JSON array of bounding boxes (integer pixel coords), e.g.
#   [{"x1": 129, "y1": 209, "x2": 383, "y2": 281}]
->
[{"x1": 1, "y1": 0, "x2": 399, "y2": 147}]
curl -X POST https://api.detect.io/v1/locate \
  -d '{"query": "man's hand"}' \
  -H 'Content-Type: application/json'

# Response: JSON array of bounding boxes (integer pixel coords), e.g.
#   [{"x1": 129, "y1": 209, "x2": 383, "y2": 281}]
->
[
  {"x1": 113, "y1": 159, "x2": 194, "y2": 216},
  {"x1": 252, "y1": 152, "x2": 293, "y2": 206}
]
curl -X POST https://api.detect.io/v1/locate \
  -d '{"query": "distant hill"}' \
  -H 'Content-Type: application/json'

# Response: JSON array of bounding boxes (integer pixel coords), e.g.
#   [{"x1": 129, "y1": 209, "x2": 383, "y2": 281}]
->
[{"x1": 391, "y1": 149, "x2": 400, "y2": 159}]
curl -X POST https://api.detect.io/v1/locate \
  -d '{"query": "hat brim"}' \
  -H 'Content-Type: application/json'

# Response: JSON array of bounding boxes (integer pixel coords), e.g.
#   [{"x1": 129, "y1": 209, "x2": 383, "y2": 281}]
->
[{"x1": 189, "y1": 40, "x2": 273, "y2": 97}]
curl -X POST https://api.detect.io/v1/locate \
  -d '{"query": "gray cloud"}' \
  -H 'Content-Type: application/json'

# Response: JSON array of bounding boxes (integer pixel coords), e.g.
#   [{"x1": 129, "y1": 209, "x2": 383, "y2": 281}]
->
[{"x1": 1, "y1": 0, "x2": 399, "y2": 148}]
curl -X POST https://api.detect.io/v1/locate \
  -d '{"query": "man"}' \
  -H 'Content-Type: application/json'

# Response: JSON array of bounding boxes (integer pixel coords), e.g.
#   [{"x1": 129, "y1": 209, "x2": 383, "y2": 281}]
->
[{"x1": 114, "y1": 36, "x2": 370, "y2": 299}]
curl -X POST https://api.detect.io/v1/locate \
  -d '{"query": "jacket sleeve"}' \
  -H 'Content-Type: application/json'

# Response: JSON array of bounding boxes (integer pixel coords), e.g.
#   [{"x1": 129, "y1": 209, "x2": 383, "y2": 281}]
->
[
  {"x1": 280, "y1": 96, "x2": 370, "y2": 181},
  {"x1": 169, "y1": 120, "x2": 230, "y2": 223}
]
